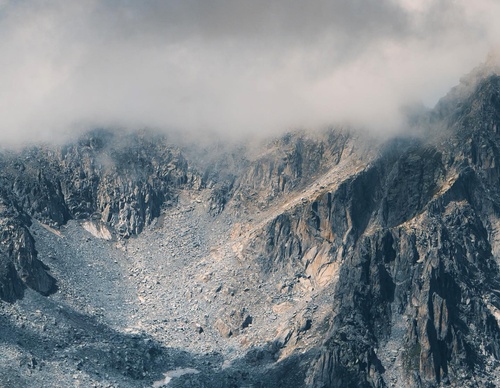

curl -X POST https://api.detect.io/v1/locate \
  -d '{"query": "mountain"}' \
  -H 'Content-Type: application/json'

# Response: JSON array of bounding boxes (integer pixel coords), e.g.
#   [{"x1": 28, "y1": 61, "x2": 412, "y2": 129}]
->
[{"x1": 1, "y1": 64, "x2": 500, "y2": 387}]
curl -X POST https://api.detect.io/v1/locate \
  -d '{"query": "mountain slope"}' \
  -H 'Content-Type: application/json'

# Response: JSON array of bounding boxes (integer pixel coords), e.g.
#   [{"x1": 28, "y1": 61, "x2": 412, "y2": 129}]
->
[{"x1": 1, "y1": 66, "x2": 500, "y2": 387}]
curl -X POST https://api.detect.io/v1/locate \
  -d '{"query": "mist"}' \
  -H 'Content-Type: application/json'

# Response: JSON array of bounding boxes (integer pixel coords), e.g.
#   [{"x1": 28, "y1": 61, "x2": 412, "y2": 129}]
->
[{"x1": 0, "y1": 0, "x2": 499, "y2": 146}]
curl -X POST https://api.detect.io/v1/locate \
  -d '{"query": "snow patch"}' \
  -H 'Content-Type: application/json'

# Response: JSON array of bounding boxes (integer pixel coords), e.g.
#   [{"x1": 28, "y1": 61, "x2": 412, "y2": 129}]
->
[{"x1": 152, "y1": 368, "x2": 200, "y2": 387}]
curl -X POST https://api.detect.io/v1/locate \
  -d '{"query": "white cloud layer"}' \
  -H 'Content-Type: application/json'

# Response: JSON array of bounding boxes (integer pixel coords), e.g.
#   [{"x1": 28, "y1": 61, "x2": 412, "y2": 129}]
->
[{"x1": 0, "y1": 0, "x2": 499, "y2": 145}]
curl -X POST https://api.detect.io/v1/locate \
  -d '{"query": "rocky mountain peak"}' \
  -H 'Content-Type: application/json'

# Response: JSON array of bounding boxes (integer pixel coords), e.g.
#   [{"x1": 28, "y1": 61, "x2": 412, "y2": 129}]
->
[{"x1": 1, "y1": 69, "x2": 500, "y2": 387}]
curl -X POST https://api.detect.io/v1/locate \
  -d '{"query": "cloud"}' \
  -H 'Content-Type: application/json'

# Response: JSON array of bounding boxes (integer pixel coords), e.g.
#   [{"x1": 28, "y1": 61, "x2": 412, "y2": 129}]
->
[{"x1": 0, "y1": 0, "x2": 498, "y2": 145}]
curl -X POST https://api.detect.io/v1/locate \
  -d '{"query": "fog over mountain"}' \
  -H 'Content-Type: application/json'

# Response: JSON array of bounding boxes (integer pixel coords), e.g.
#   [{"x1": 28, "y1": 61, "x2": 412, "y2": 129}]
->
[
  {"x1": 4, "y1": 3, "x2": 500, "y2": 387},
  {"x1": 0, "y1": 0, "x2": 499, "y2": 145}
]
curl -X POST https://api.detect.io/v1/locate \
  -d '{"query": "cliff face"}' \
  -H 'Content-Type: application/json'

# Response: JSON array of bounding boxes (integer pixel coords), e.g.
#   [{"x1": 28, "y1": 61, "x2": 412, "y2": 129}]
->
[
  {"x1": 10, "y1": 131, "x2": 196, "y2": 234},
  {"x1": 0, "y1": 130, "x2": 197, "y2": 302},
  {"x1": 1, "y1": 69, "x2": 500, "y2": 387},
  {"x1": 0, "y1": 196, "x2": 55, "y2": 302},
  {"x1": 232, "y1": 130, "x2": 354, "y2": 204},
  {"x1": 240, "y1": 73, "x2": 500, "y2": 387}
]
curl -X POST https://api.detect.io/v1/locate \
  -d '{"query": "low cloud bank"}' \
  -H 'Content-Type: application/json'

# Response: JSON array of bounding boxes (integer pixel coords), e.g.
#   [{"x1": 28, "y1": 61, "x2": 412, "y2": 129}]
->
[{"x1": 0, "y1": 1, "x2": 498, "y2": 145}]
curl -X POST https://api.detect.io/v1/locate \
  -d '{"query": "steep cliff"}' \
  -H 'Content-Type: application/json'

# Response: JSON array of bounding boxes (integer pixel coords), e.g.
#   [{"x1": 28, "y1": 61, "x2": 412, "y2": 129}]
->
[{"x1": 239, "y1": 71, "x2": 500, "y2": 387}]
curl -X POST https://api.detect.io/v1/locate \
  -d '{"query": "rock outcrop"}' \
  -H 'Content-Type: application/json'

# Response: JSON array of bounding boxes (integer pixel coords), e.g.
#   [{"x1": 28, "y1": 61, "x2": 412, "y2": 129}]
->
[
  {"x1": 237, "y1": 70, "x2": 500, "y2": 387},
  {"x1": 0, "y1": 130, "x2": 198, "y2": 302},
  {"x1": 0, "y1": 196, "x2": 56, "y2": 302}
]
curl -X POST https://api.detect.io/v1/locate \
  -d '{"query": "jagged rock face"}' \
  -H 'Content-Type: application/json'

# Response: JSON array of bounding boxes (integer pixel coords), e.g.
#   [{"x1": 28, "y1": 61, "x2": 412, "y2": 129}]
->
[
  {"x1": 238, "y1": 74, "x2": 500, "y2": 387},
  {"x1": 0, "y1": 130, "x2": 197, "y2": 302},
  {"x1": 1, "y1": 69, "x2": 500, "y2": 387},
  {"x1": 231, "y1": 130, "x2": 357, "y2": 210},
  {"x1": 0, "y1": 197, "x2": 56, "y2": 302},
  {"x1": 11, "y1": 131, "x2": 195, "y2": 235}
]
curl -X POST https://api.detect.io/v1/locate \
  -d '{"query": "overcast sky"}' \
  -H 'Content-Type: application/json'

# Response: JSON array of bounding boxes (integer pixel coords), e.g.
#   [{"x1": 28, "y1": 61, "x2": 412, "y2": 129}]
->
[{"x1": 0, "y1": 0, "x2": 499, "y2": 145}]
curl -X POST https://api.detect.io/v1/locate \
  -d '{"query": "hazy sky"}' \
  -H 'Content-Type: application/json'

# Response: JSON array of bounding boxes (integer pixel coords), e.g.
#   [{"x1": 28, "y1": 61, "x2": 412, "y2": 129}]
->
[{"x1": 0, "y1": 0, "x2": 499, "y2": 145}]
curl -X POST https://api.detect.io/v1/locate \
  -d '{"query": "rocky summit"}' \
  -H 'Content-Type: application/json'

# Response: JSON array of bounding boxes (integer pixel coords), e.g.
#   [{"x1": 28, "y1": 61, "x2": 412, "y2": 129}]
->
[{"x1": 1, "y1": 64, "x2": 500, "y2": 388}]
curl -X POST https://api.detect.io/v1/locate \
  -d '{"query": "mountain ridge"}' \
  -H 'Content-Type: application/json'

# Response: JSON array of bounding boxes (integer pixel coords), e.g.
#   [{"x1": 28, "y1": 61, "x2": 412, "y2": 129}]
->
[{"x1": 1, "y1": 66, "x2": 500, "y2": 387}]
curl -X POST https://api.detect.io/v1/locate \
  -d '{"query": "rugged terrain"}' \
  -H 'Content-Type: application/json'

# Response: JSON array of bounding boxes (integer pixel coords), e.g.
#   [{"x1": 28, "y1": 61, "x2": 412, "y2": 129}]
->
[{"x1": 2, "y1": 64, "x2": 500, "y2": 387}]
